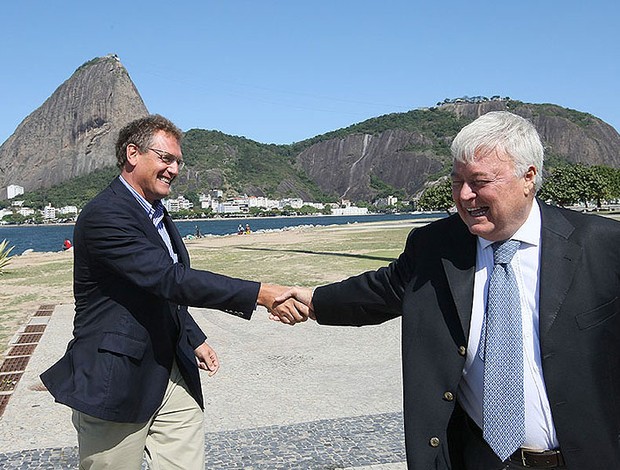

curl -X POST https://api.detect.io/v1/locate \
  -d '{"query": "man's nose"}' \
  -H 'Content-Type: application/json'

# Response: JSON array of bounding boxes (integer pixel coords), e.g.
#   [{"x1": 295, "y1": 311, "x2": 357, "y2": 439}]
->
[
  {"x1": 167, "y1": 162, "x2": 180, "y2": 175},
  {"x1": 458, "y1": 182, "x2": 476, "y2": 200}
]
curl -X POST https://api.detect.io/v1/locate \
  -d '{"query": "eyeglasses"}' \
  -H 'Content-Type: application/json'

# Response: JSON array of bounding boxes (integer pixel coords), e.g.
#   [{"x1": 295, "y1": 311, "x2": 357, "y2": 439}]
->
[{"x1": 148, "y1": 148, "x2": 185, "y2": 170}]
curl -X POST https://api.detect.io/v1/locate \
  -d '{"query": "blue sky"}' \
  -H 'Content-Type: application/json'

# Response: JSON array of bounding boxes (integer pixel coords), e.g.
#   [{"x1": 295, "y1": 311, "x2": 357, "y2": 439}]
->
[{"x1": 1, "y1": 1, "x2": 618, "y2": 145}]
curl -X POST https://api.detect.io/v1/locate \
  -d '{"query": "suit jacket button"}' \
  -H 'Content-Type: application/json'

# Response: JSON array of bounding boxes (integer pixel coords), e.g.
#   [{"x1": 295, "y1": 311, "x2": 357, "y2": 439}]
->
[
  {"x1": 443, "y1": 391, "x2": 454, "y2": 401},
  {"x1": 458, "y1": 346, "x2": 467, "y2": 356},
  {"x1": 429, "y1": 437, "x2": 440, "y2": 447}
]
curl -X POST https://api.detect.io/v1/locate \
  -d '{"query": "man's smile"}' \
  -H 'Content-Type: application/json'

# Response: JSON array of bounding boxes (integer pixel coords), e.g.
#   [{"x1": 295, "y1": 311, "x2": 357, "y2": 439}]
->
[{"x1": 466, "y1": 206, "x2": 489, "y2": 217}]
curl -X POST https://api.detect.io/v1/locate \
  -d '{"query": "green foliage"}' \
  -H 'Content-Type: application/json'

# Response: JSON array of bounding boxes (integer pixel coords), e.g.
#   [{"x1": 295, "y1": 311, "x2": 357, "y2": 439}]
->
[
  {"x1": 74, "y1": 57, "x2": 104, "y2": 74},
  {"x1": 22, "y1": 166, "x2": 119, "y2": 209},
  {"x1": 417, "y1": 179, "x2": 454, "y2": 213},
  {"x1": 2, "y1": 213, "x2": 27, "y2": 224},
  {"x1": 539, "y1": 163, "x2": 619, "y2": 207},
  {"x1": 6, "y1": 102, "x2": 617, "y2": 210},
  {"x1": 533, "y1": 103, "x2": 595, "y2": 127},
  {"x1": 369, "y1": 175, "x2": 406, "y2": 200},
  {"x1": 174, "y1": 129, "x2": 328, "y2": 201},
  {"x1": 0, "y1": 239, "x2": 15, "y2": 274},
  {"x1": 291, "y1": 107, "x2": 470, "y2": 156}
]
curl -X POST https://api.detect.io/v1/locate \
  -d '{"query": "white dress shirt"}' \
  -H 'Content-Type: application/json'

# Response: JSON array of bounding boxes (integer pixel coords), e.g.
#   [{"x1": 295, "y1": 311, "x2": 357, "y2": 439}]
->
[
  {"x1": 118, "y1": 176, "x2": 178, "y2": 263},
  {"x1": 457, "y1": 200, "x2": 560, "y2": 450}
]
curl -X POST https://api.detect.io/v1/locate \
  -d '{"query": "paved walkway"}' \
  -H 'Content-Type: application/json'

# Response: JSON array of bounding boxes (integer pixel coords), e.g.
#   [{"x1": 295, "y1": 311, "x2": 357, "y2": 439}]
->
[{"x1": 0, "y1": 304, "x2": 407, "y2": 469}]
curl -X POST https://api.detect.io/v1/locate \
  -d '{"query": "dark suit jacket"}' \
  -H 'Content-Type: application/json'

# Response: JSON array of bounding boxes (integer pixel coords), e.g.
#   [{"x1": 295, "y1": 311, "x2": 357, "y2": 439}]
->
[
  {"x1": 313, "y1": 201, "x2": 620, "y2": 469},
  {"x1": 41, "y1": 177, "x2": 260, "y2": 423}
]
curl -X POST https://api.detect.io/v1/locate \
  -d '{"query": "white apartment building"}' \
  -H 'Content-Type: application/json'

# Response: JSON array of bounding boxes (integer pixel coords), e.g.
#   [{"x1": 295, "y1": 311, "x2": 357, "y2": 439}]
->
[
  {"x1": 278, "y1": 198, "x2": 304, "y2": 209},
  {"x1": 247, "y1": 196, "x2": 279, "y2": 210},
  {"x1": 58, "y1": 205, "x2": 79, "y2": 215},
  {"x1": 216, "y1": 198, "x2": 249, "y2": 214},
  {"x1": 164, "y1": 196, "x2": 193, "y2": 213},
  {"x1": 18, "y1": 207, "x2": 35, "y2": 217},
  {"x1": 7, "y1": 184, "x2": 24, "y2": 199},
  {"x1": 43, "y1": 204, "x2": 57, "y2": 220},
  {"x1": 330, "y1": 206, "x2": 369, "y2": 216}
]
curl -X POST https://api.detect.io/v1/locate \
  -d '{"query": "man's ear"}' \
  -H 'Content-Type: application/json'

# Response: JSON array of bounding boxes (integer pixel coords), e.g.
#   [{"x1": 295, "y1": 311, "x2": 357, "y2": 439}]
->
[
  {"x1": 126, "y1": 143, "x2": 140, "y2": 167},
  {"x1": 523, "y1": 165, "x2": 537, "y2": 195}
]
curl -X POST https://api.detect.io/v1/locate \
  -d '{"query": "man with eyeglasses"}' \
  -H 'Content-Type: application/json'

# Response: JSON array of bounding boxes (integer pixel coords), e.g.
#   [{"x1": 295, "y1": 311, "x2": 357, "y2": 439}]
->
[{"x1": 41, "y1": 114, "x2": 308, "y2": 469}]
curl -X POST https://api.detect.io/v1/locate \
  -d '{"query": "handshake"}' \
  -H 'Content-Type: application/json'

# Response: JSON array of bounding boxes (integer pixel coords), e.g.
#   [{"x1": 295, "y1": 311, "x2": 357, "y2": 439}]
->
[{"x1": 259, "y1": 284, "x2": 315, "y2": 325}]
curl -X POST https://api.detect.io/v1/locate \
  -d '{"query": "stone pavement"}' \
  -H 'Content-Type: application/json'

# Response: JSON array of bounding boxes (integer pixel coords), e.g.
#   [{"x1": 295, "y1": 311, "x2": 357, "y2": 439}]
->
[{"x1": 0, "y1": 304, "x2": 407, "y2": 469}]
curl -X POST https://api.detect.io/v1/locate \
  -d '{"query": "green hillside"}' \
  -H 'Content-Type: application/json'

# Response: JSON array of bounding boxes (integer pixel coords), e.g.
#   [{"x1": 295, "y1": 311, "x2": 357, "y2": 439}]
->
[{"x1": 14, "y1": 101, "x2": 617, "y2": 210}]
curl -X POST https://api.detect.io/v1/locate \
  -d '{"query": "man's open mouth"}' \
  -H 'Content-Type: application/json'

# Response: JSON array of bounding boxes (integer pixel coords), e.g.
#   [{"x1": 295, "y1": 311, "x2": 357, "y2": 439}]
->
[{"x1": 467, "y1": 207, "x2": 489, "y2": 217}]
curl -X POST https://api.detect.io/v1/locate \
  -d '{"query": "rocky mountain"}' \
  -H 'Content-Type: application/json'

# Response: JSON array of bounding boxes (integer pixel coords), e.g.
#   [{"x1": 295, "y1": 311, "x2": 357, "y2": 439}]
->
[
  {"x1": 0, "y1": 54, "x2": 147, "y2": 198},
  {"x1": 294, "y1": 101, "x2": 620, "y2": 201},
  {"x1": 2, "y1": 53, "x2": 619, "y2": 205}
]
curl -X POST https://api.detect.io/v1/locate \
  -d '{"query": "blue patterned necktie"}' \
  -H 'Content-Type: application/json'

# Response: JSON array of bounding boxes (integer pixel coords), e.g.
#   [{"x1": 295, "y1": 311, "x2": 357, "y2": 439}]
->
[
  {"x1": 152, "y1": 201, "x2": 165, "y2": 229},
  {"x1": 480, "y1": 239, "x2": 525, "y2": 461},
  {"x1": 151, "y1": 201, "x2": 177, "y2": 262}
]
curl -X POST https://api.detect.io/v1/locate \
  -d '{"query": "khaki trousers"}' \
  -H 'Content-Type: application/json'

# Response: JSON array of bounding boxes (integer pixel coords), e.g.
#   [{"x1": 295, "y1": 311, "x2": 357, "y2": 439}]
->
[{"x1": 72, "y1": 362, "x2": 205, "y2": 470}]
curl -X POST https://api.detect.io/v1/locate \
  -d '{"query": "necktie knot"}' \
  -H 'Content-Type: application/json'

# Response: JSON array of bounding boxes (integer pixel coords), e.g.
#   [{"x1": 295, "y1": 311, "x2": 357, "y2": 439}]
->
[{"x1": 492, "y1": 239, "x2": 520, "y2": 265}]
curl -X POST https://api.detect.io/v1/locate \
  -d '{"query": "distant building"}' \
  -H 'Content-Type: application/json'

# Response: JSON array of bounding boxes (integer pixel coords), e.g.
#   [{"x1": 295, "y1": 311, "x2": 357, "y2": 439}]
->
[
  {"x1": 279, "y1": 198, "x2": 304, "y2": 209},
  {"x1": 331, "y1": 206, "x2": 369, "y2": 216},
  {"x1": 7, "y1": 185, "x2": 24, "y2": 199},
  {"x1": 0, "y1": 208, "x2": 12, "y2": 221},
  {"x1": 216, "y1": 198, "x2": 249, "y2": 214},
  {"x1": 58, "y1": 205, "x2": 79, "y2": 215},
  {"x1": 17, "y1": 207, "x2": 35, "y2": 217},
  {"x1": 43, "y1": 204, "x2": 57, "y2": 220},
  {"x1": 163, "y1": 196, "x2": 193, "y2": 213},
  {"x1": 374, "y1": 195, "x2": 398, "y2": 208}
]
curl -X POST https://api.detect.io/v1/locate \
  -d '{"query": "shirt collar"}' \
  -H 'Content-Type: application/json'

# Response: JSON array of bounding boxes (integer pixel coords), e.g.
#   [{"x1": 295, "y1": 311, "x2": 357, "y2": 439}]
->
[
  {"x1": 478, "y1": 199, "x2": 541, "y2": 251},
  {"x1": 118, "y1": 175, "x2": 160, "y2": 219}
]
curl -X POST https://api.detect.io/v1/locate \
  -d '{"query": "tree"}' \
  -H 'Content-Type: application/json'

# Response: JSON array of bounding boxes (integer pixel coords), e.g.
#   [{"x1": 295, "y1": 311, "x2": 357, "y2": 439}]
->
[
  {"x1": 540, "y1": 163, "x2": 615, "y2": 208},
  {"x1": 417, "y1": 179, "x2": 453, "y2": 213},
  {"x1": 2, "y1": 213, "x2": 27, "y2": 224},
  {"x1": 592, "y1": 165, "x2": 620, "y2": 202}
]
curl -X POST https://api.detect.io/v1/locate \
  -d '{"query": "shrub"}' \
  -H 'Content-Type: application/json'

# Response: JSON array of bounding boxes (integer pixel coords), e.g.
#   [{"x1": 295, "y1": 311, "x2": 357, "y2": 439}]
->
[{"x1": 0, "y1": 239, "x2": 15, "y2": 275}]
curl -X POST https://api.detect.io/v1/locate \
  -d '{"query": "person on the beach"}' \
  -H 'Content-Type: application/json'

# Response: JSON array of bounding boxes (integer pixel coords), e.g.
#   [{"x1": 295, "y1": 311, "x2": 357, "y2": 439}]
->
[
  {"x1": 277, "y1": 111, "x2": 620, "y2": 469},
  {"x1": 41, "y1": 114, "x2": 308, "y2": 470}
]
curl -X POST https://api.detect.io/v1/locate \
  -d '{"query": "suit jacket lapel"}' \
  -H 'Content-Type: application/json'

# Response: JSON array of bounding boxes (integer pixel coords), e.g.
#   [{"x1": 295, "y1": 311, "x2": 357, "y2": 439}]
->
[
  {"x1": 110, "y1": 178, "x2": 171, "y2": 253},
  {"x1": 538, "y1": 202, "x2": 582, "y2": 337},
  {"x1": 441, "y1": 217, "x2": 477, "y2": 339}
]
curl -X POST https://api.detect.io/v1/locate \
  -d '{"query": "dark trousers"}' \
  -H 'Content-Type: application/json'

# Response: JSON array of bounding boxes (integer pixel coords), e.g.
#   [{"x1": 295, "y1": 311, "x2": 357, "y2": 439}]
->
[{"x1": 455, "y1": 404, "x2": 567, "y2": 470}]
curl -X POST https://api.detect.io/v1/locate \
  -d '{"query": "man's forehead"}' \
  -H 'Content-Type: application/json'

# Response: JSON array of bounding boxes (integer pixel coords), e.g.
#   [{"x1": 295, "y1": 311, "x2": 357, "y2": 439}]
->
[
  {"x1": 152, "y1": 131, "x2": 182, "y2": 152},
  {"x1": 451, "y1": 156, "x2": 507, "y2": 178}
]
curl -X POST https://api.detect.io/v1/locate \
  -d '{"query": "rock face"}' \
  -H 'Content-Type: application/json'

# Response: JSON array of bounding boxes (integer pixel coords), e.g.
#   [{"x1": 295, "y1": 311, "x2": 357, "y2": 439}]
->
[
  {"x1": 296, "y1": 129, "x2": 444, "y2": 201},
  {"x1": 296, "y1": 101, "x2": 620, "y2": 201},
  {"x1": 0, "y1": 55, "x2": 148, "y2": 196},
  {"x1": 443, "y1": 101, "x2": 620, "y2": 167},
  {"x1": 2, "y1": 61, "x2": 619, "y2": 205}
]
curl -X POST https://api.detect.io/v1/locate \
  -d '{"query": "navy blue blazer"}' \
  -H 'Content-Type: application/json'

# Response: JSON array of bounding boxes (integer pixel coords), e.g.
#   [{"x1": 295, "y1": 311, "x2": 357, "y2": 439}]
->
[
  {"x1": 313, "y1": 201, "x2": 620, "y2": 469},
  {"x1": 41, "y1": 177, "x2": 260, "y2": 423}
]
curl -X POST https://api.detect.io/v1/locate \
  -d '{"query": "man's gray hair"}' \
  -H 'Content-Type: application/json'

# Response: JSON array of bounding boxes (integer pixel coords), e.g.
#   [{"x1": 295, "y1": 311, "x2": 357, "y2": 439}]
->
[{"x1": 450, "y1": 111, "x2": 544, "y2": 191}]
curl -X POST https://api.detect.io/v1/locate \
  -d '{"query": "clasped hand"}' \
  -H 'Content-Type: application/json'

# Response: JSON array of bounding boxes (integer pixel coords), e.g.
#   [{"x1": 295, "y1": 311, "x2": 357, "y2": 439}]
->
[{"x1": 259, "y1": 284, "x2": 315, "y2": 325}]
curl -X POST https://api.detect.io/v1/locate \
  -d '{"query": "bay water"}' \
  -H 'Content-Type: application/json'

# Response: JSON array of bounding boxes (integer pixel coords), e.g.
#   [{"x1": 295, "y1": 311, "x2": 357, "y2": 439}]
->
[{"x1": 0, "y1": 213, "x2": 443, "y2": 255}]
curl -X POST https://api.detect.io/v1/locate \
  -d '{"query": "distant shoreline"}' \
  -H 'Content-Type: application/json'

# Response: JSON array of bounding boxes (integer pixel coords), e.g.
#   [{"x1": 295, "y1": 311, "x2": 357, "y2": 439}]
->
[{"x1": 0, "y1": 211, "x2": 443, "y2": 228}]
